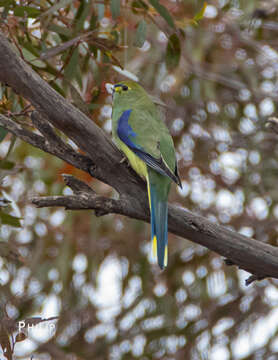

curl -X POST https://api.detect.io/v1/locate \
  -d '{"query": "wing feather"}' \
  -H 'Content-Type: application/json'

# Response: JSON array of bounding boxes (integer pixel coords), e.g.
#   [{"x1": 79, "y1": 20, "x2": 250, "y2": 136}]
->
[{"x1": 117, "y1": 109, "x2": 181, "y2": 187}]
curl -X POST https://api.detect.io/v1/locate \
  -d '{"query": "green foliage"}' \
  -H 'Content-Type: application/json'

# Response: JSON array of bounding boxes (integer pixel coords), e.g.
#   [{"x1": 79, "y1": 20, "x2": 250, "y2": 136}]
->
[
  {"x1": 0, "y1": 127, "x2": 8, "y2": 143},
  {"x1": 149, "y1": 0, "x2": 175, "y2": 28},
  {"x1": 134, "y1": 19, "x2": 147, "y2": 47},
  {"x1": 13, "y1": 6, "x2": 41, "y2": 18},
  {"x1": 166, "y1": 33, "x2": 181, "y2": 71},
  {"x1": 193, "y1": 2, "x2": 207, "y2": 23},
  {"x1": 0, "y1": 210, "x2": 21, "y2": 227},
  {"x1": 111, "y1": 0, "x2": 121, "y2": 19}
]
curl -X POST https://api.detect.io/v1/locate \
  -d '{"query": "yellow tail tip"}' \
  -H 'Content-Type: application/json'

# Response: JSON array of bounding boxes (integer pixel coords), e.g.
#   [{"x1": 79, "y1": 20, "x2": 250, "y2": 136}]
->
[{"x1": 152, "y1": 235, "x2": 168, "y2": 269}]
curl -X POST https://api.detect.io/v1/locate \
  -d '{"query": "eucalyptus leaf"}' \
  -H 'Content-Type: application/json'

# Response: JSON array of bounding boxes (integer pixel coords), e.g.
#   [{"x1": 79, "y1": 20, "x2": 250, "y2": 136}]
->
[
  {"x1": 47, "y1": 24, "x2": 72, "y2": 37},
  {"x1": 0, "y1": 127, "x2": 8, "y2": 143},
  {"x1": 22, "y1": 48, "x2": 46, "y2": 68},
  {"x1": 134, "y1": 19, "x2": 147, "y2": 48},
  {"x1": 0, "y1": 210, "x2": 21, "y2": 227},
  {"x1": 0, "y1": 0, "x2": 14, "y2": 6},
  {"x1": 14, "y1": 5, "x2": 41, "y2": 18},
  {"x1": 0, "y1": 160, "x2": 15, "y2": 170},
  {"x1": 111, "y1": 0, "x2": 121, "y2": 19},
  {"x1": 149, "y1": 0, "x2": 175, "y2": 28},
  {"x1": 64, "y1": 47, "x2": 79, "y2": 80},
  {"x1": 166, "y1": 33, "x2": 181, "y2": 71},
  {"x1": 194, "y1": 2, "x2": 207, "y2": 22},
  {"x1": 97, "y1": 3, "x2": 105, "y2": 20}
]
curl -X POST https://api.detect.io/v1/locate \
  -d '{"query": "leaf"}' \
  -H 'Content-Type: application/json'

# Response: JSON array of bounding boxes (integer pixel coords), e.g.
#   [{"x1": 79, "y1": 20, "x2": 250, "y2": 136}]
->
[
  {"x1": 47, "y1": 24, "x2": 72, "y2": 37},
  {"x1": 176, "y1": 2, "x2": 207, "y2": 28},
  {"x1": 166, "y1": 33, "x2": 181, "y2": 71},
  {"x1": 0, "y1": 210, "x2": 21, "y2": 227},
  {"x1": 22, "y1": 48, "x2": 46, "y2": 68},
  {"x1": 0, "y1": 127, "x2": 8, "y2": 143},
  {"x1": 111, "y1": 0, "x2": 121, "y2": 19},
  {"x1": 64, "y1": 47, "x2": 79, "y2": 80},
  {"x1": 97, "y1": 3, "x2": 105, "y2": 20},
  {"x1": 0, "y1": 160, "x2": 15, "y2": 170},
  {"x1": 75, "y1": 0, "x2": 91, "y2": 32},
  {"x1": 14, "y1": 5, "x2": 41, "y2": 18},
  {"x1": 131, "y1": 0, "x2": 149, "y2": 14},
  {"x1": 0, "y1": 0, "x2": 14, "y2": 7},
  {"x1": 134, "y1": 19, "x2": 147, "y2": 47},
  {"x1": 193, "y1": 2, "x2": 207, "y2": 23},
  {"x1": 149, "y1": 0, "x2": 175, "y2": 28}
]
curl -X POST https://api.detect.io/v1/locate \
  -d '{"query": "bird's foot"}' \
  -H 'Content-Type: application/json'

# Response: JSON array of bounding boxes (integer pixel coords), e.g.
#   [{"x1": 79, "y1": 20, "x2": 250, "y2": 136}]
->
[{"x1": 120, "y1": 156, "x2": 128, "y2": 165}]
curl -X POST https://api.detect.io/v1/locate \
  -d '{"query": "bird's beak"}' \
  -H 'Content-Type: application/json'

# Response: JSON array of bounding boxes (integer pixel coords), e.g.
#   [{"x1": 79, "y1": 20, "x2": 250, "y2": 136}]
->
[{"x1": 105, "y1": 83, "x2": 114, "y2": 95}]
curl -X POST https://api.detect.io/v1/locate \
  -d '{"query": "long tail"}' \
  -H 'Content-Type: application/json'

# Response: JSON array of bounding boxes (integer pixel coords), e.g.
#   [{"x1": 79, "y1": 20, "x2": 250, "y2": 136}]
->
[{"x1": 147, "y1": 172, "x2": 169, "y2": 270}]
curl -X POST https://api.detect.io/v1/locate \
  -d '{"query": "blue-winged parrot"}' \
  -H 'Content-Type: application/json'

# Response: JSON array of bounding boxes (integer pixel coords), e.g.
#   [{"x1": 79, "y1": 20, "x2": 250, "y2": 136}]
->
[{"x1": 111, "y1": 81, "x2": 181, "y2": 269}]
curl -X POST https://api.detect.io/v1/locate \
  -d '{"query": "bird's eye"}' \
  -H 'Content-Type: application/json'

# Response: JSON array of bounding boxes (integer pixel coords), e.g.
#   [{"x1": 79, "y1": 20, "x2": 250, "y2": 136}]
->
[{"x1": 122, "y1": 85, "x2": 129, "y2": 91}]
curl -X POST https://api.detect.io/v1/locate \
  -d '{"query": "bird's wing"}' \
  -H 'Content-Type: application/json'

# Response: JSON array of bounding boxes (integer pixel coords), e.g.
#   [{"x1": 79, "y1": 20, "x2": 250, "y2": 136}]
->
[{"x1": 117, "y1": 109, "x2": 181, "y2": 186}]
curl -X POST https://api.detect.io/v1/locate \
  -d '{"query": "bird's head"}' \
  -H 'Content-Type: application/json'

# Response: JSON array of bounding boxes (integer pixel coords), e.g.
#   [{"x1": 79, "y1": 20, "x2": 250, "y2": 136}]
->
[{"x1": 112, "y1": 81, "x2": 147, "y2": 105}]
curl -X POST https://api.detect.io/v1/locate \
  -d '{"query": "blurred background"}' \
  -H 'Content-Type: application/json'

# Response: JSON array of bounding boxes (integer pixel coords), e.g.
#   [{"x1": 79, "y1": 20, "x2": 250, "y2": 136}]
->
[{"x1": 1, "y1": 0, "x2": 278, "y2": 359}]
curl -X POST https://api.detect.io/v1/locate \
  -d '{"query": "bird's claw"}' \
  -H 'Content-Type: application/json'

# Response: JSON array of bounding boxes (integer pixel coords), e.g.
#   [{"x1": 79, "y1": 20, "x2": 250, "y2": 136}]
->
[{"x1": 120, "y1": 156, "x2": 128, "y2": 165}]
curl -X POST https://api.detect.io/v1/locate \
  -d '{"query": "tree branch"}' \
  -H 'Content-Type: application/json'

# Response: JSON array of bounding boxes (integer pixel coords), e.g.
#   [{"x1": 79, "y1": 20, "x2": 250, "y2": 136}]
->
[
  {"x1": 1, "y1": 32, "x2": 278, "y2": 283},
  {"x1": 0, "y1": 33, "x2": 141, "y2": 195},
  {"x1": 0, "y1": 113, "x2": 93, "y2": 173}
]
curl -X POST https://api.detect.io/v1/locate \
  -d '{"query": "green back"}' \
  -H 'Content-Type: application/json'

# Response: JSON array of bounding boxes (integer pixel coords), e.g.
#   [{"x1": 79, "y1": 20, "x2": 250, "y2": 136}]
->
[{"x1": 112, "y1": 81, "x2": 176, "y2": 173}]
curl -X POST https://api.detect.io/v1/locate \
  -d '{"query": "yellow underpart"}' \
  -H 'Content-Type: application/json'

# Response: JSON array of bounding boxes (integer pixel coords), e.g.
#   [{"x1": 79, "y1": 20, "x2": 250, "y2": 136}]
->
[{"x1": 118, "y1": 141, "x2": 147, "y2": 179}]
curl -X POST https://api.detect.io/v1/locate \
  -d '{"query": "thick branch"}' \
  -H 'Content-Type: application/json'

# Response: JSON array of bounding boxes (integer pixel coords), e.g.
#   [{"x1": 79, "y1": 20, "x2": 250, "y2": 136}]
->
[{"x1": 1, "y1": 32, "x2": 278, "y2": 283}]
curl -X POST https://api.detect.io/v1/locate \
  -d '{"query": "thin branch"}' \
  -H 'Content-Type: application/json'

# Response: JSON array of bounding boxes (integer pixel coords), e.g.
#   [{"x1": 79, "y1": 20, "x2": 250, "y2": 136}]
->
[
  {"x1": 0, "y1": 113, "x2": 93, "y2": 173},
  {"x1": 62, "y1": 174, "x2": 96, "y2": 194},
  {"x1": 32, "y1": 194, "x2": 122, "y2": 217}
]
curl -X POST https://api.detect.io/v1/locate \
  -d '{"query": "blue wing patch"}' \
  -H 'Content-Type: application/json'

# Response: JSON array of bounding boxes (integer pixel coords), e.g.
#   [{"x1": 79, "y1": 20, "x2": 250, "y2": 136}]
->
[
  {"x1": 117, "y1": 110, "x2": 181, "y2": 187},
  {"x1": 117, "y1": 109, "x2": 140, "y2": 150}
]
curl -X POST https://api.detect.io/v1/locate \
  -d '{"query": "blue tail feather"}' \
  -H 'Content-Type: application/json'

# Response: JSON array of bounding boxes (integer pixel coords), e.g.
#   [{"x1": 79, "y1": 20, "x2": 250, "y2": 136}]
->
[{"x1": 148, "y1": 177, "x2": 169, "y2": 270}]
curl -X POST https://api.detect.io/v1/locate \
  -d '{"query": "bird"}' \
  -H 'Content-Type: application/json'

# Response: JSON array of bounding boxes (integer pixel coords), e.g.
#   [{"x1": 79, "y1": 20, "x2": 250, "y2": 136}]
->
[{"x1": 111, "y1": 80, "x2": 181, "y2": 269}]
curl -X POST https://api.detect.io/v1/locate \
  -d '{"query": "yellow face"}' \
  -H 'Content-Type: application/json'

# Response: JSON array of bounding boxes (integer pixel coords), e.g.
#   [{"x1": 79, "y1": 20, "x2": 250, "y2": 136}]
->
[
  {"x1": 112, "y1": 81, "x2": 147, "y2": 106},
  {"x1": 113, "y1": 83, "x2": 132, "y2": 94}
]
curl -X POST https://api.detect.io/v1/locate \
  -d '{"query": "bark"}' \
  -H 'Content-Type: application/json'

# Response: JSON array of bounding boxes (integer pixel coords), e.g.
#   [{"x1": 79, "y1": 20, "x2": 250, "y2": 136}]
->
[{"x1": 0, "y1": 32, "x2": 277, "y2": 284}]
